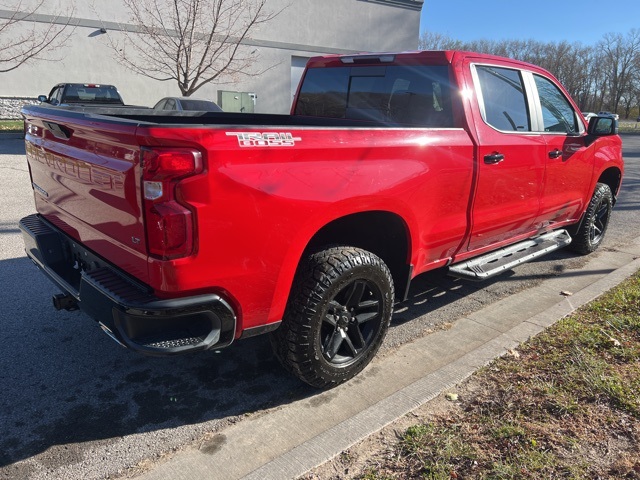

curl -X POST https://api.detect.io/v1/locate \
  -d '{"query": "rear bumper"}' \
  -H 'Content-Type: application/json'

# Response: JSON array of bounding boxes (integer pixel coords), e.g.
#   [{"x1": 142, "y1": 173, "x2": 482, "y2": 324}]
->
[{"x1": 19, "y1": 214, "x2": 236, "y2": 355}]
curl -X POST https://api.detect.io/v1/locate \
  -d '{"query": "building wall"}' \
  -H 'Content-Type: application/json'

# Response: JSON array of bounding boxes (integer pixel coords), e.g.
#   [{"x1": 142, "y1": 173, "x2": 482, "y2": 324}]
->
[{"x1": 0, "y1": 0, "x2": 423, "y2": 117}]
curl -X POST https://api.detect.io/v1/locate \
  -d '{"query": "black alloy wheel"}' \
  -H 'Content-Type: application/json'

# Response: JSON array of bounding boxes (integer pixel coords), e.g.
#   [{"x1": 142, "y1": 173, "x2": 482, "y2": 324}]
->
[
  {"x1": 320, "y1": 279, "x2": 384, "y2": 366},
  {"x1": 271, "y1": 246, "x2": 394, "y2": 389},
  {"x1": 588, "y1": 194, "x2": 610, "y2": 246},
  {"x1": 570, "y1": 182, "x2": 613, "y2": 254}
]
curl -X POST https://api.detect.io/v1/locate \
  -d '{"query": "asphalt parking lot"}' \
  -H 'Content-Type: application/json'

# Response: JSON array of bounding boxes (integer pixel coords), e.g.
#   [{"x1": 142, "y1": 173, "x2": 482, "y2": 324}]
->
[{"x1": 1, "y1": 134, "x2": 639, "y2": 480}]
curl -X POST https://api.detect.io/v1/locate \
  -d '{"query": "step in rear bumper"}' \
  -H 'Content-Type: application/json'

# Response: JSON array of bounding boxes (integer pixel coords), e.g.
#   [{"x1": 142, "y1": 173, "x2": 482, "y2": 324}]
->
[{"x1": 19, "y1": 213, "x2": 236, "y2": 356}]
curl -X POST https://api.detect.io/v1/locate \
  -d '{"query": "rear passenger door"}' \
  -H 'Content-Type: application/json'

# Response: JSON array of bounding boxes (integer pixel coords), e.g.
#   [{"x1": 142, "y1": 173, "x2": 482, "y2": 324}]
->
[{"x1": 465, "y1": 62, "x2": 546, "y2": 252}]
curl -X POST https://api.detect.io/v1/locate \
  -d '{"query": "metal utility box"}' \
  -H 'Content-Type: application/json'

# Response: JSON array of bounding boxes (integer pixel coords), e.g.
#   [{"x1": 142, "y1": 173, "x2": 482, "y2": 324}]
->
[{"x1": 218, "y1": 91, "x2": 256, "y2": 113}]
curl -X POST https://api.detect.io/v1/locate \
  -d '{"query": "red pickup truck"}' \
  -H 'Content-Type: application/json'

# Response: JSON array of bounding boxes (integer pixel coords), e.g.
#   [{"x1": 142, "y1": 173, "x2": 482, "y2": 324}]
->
[{"x1": 20, "y1": 51, "x2": 623, "y2": 388}]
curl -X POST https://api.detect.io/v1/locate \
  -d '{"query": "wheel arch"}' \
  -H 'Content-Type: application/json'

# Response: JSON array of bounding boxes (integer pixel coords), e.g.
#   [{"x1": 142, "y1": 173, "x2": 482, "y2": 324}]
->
[
  {"x1": 302, "y1": 210, "x2": 413, "y2": 301},
  {"x1": 597, "y1": 166, "x2": 623, "y2": 204}
]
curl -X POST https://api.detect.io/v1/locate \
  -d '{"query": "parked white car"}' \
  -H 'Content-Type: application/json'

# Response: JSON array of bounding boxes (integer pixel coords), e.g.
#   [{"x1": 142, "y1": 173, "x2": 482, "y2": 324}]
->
[{"x1": 598, "y1": 111, "x2": 619, "y2": 120}]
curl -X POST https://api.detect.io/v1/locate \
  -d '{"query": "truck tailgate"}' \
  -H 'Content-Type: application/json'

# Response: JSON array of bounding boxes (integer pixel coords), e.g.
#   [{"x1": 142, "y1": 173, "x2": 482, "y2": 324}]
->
[{"x1": 23, "y1": 108, "x2": 149, "y2": 283}]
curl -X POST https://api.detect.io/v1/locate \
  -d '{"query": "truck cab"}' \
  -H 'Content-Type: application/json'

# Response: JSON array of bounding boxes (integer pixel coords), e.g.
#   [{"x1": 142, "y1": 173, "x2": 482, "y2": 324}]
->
[{"x1": 38, "y1": 83, "x2": 125, "y2": 106}]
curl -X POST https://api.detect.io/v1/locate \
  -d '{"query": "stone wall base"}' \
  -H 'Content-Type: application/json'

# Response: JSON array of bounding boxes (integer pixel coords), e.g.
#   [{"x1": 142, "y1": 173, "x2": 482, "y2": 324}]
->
[{"x1": 1, "y1": 97, "x2": 39, "y2": 119}]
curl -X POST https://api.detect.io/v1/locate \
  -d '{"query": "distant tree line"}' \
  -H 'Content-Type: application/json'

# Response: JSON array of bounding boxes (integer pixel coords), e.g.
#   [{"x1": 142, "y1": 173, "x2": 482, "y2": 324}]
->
[{"x1": 420, "y1": 29, "x2": 640, "y2": 119}]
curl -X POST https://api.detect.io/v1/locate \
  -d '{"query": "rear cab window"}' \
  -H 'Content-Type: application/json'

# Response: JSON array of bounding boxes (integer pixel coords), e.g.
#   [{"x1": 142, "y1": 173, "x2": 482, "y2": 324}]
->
[{"x1": 294, "y1": 64, "x2": 459, "y2": 128}]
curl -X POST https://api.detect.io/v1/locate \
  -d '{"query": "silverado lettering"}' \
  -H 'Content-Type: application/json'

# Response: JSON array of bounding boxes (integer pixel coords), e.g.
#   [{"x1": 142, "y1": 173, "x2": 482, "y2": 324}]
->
[
  {"x1": 19, "y1": 51, "x2": 623, "y2": 389},
  {"x1": 26, "y1": 142, "x2": 124, "y2": 189}
]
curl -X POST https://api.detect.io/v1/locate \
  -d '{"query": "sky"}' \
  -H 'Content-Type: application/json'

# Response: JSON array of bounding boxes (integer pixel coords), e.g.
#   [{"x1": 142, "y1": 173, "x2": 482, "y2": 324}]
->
[{"x1": 419, "y1": 1, "x2": 639, "y2": 45}]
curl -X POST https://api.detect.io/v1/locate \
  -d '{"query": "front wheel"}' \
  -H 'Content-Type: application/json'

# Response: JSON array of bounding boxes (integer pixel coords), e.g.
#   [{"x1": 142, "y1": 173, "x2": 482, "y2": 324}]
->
[
  {"x1": 569, "y1": 182, "x2": 613, "y2": 254},
  {"x1": 271, "y1": 247, "x2": 394, "y2": 389}
]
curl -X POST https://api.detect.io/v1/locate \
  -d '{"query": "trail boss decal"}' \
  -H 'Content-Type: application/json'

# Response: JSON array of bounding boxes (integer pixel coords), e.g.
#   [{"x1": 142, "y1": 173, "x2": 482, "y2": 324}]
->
[{"x1": 226, "y1": 132, "x2": 302, "y2": 147}]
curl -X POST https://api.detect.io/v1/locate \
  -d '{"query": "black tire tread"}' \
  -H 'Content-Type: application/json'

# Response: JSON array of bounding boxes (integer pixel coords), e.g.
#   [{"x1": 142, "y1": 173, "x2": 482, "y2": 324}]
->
[
  {"x1": 271, "y1": 246, "x2": 394, "y2": 389},
  {"x1": 569, "y1": 182, "x2": 613, "y2": 255}
]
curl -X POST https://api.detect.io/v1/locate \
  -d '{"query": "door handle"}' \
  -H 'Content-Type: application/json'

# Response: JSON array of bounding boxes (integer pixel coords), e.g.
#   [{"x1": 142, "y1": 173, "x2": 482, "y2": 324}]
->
[
  {"x1": 484, "y1": 153, "x2": 504, "y2": 164},
  {"x1": 548, "y1": 149, "x2": 563, "y2": 159},
  {"x1": 42, "y1": 121, "x2": 72, "y2": 140}
]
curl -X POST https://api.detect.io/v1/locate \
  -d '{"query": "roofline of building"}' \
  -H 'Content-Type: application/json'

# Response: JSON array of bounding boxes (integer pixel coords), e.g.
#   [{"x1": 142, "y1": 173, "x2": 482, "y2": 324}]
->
[{"x1": 0, "y1": 3, "x2": 422, "y2": 56}]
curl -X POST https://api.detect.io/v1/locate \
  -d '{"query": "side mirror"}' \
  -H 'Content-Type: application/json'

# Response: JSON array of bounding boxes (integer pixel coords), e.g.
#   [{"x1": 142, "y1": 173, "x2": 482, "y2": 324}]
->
[
  {"x1": 588, "y1": 116, "x2": 618, "y2": 136},
  {"x1": 37, "y1": 95, "x2": 48, "y2": 103}
]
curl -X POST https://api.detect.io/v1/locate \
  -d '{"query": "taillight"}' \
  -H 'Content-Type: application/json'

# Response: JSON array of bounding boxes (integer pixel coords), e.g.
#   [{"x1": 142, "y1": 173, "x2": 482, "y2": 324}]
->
[{"x1": 142, "y1": 148, "x2": 202, "y2": 259}]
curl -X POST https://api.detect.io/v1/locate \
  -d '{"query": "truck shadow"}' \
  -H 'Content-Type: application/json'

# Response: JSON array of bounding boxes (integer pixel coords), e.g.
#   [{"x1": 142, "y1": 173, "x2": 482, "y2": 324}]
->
[
  {"x1": 0, "y1": 247, "x2": 619, "y2": 473},
  {"x1": 387, "y1": 247, "x2": 613, "y2": 337}
]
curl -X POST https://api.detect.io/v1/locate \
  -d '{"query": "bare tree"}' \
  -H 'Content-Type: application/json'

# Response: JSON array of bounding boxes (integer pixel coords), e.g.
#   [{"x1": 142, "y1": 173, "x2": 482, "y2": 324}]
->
[
  {"x1": 417, "y1": 30, "x2": 640, "y2": 117},
  {"x1": 0, "y1": 0, "x2": 75, "y2": 73},
  {"x1": 106, "y1": 0, "x2": 282, "y2": 97},
  {"x1": 418, "y1": 31, "x2": 462, "y2": 50},
  {"x1": 597, "y1": 29, "x2": 640, "y2": 113}
]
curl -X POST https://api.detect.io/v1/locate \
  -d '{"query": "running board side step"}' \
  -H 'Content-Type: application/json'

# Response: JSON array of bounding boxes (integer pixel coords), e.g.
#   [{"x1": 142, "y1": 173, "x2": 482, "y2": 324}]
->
[{"x1": 448, "y1": 229, "x2": 572, "y2": 281}]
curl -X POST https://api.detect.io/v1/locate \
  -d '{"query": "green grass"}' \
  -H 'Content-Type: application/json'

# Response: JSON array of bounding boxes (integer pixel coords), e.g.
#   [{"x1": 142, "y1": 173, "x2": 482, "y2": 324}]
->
[
  {"x1": 0, "y1": 120, "x2": 23, "y2": 133},
  {"x1": 618, "y1": 121, "x2": 640, "y2": 134},
  {"x1": 357, "y1": 272, "x2": 640, "y2": 479}
]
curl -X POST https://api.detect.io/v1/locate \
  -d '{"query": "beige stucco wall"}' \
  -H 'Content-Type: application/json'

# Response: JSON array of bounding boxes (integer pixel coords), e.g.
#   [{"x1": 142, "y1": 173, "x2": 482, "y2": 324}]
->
[{"x1": 0, "y1": 0, "x2": 423, "y2": 116}]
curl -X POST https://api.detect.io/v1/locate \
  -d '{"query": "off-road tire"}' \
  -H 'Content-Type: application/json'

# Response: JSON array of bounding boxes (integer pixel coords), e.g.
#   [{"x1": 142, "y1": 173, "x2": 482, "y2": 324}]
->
[
  {"x1": 569, "y1": 182, "x2": 613, "y2": 254},
  {"x1": 271, "y1": 246, "x2": 394, "y2": 389}
]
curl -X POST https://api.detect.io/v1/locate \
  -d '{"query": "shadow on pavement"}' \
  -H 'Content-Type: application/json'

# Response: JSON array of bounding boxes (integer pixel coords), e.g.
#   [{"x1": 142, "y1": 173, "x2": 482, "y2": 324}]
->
[
  {"x1": 0, "y1": 258, "x2": 310, "y2": 472},
  {"x1": 0, "y1": 242, "x2": 615, "y2": 475},
  {"x1": 0, "y1": 137, "x2": 25, "y2": 155}
]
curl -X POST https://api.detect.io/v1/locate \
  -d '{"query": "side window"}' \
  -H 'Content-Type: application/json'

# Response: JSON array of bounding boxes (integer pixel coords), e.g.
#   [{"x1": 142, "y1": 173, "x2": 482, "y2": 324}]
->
[
  {"x1": 534, "y1": 75, "x2": 579, "y2": 134},
  {"x1": 49, "y1": 87, "x2": 61, "y2": 105},
  {"x1": 476, "y1": 66, "x2": 530, "y2": 132}
]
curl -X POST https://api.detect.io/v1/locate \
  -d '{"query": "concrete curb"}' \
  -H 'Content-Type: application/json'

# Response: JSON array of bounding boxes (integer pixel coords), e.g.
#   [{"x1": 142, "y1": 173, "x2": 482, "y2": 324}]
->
[
  {"x1": 246, "y1": 256, "x2": 640, "y2": 480},
  {"x1": 136, "y1": 245, "x2": 640, "y2": 480}
]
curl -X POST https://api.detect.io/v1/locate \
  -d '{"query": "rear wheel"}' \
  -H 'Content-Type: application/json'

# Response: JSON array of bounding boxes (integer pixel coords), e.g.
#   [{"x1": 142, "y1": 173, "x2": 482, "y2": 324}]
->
[
  {"x1": 569, "y1": 182, "x2": 613, "y2": 254},
  {"x1": 271, "y1": 246, "x2": 394, "y2": 389}
]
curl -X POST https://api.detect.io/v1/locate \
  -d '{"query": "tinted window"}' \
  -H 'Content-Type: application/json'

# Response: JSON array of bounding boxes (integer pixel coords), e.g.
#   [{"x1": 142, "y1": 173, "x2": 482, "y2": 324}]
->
[
  {"x1": 179, "y1": 99, "x2": 222, "y2": 111},
  {"x1": 476, "y1": 66, "x2": 530, "y2": 132},
  {"x1": 534, "y1": 75, "x2": 578, "y2": 134},
  {"x1": 295, "y1": 65, "x2": 457, "y2": 127},
  {"x1": 50, "y1": 87, "x2": 62, "y2": 104},
  {"x1": 62, "y1": 85, "x2": 122, "y2": 104}
]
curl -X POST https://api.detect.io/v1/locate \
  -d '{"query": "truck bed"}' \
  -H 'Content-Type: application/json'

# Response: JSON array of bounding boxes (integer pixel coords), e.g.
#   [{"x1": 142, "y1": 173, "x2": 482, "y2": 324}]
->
[{"x1": 29, "y1": 105, "x2": 429, "y2": 128}]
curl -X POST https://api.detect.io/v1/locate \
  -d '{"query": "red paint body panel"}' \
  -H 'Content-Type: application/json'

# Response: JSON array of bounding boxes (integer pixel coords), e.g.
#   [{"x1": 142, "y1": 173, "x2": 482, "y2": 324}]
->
[
  {"x1": 24, "y1": 110, "x2": 149, "y2": 283},
  {"x1": 137, "y1": 126, "x2": 474, "y2": 329},
  {"x1": 21, "y1": 50, "x2": 624, "y2": 339}
]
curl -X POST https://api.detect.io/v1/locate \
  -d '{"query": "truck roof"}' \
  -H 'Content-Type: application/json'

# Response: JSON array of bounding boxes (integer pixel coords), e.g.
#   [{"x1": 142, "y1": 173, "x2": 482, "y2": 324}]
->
[
  {"x1": 304, "y1": 50, "x2": 545, "y2": 73},
  {"x1": 54, "y1": 82, "x2": 118, "y2": 88}
]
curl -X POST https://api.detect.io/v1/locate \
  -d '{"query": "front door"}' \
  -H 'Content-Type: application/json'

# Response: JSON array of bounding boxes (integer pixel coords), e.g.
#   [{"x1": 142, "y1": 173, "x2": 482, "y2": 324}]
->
[{"x1": 532, "y1": 74, "x2": 593, "y2": 227}]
